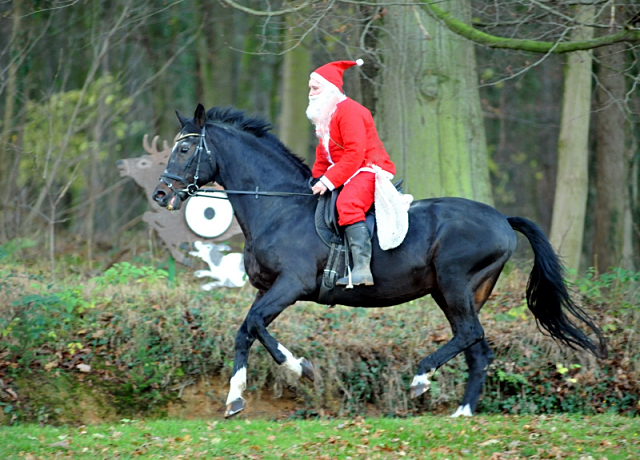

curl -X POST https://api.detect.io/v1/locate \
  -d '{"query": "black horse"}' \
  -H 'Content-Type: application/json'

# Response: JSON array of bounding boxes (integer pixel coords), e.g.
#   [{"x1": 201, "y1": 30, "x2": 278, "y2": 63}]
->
[{"x1": 152, "y1": 104, "x2": 606, "y2": 418}]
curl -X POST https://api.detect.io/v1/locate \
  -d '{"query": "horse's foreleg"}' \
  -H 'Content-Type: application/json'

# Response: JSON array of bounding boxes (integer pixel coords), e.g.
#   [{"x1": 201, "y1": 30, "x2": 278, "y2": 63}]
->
[
  {"x1": 411, "y1": 290, "x2": 484, "y2": 400},
  {"x1": 275, "y1": 343, "x2": 315, "y2": 382},
  {"x1": 225, "y1": 320, "x2": 253, "y2": 417},
  {"x1": 245, "y1": 285, "x2": 315, "y2": 382},
  {"x1": 226, "y1": 318, "x2": 314, "y2": 418},
  {"x1": 225, "y1": 289, "x2": 266, "y2": 418},
  {"x1": 451, "y1": 338, "x2": 494, "y2": 417},
  {"x1": 224, "y1": 279, "x2": 314, "y2": 418}
]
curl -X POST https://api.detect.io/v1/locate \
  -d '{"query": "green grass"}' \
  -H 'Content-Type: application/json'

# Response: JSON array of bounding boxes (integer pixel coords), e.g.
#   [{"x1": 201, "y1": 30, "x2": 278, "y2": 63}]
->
[{"x1": 3, "y1": 414, "x2": 639, "y2": 459}]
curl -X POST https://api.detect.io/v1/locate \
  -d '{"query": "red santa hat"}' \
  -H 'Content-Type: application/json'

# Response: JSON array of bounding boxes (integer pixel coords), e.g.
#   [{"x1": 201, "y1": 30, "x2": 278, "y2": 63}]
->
[{"x1": 310, "y1": 59, "x2": 364, "y2": 94}]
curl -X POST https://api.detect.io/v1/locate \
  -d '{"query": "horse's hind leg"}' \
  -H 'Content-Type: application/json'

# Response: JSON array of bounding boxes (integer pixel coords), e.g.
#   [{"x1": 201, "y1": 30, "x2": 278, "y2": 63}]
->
[
  {"x1": 411, "y1": 289, "x2": 484, "y2": 399},
  {"x1": 445, "y1": 266, "x2": 503, "y2": 416},
  {"x1": 452, "y1": 338, "x2": 494, "y2": 417},
  {"x1": 451, "y1": 271, "x2": 501, "y2": 416}
]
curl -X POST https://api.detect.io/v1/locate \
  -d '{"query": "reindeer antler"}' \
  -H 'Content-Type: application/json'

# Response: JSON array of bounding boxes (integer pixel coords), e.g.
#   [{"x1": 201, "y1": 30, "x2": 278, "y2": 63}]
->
[
  {"x1": 142, "y1": 134, "x2": 172, "y2": 161},
  {"x1": 143, "y1": 134, "x2": 159, "y2": 155}
]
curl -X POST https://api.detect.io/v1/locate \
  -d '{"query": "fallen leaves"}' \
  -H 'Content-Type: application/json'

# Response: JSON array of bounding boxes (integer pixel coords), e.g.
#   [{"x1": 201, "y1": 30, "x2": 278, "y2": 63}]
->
[
  {"x1": 4, "y1": 414, "x2": 640, "y2": 460},
  {"x1": 479, "y1": 438, "x2": 501, "y2": 446},
  {"x1": 48, "y1": 438, "x2": 71, "y2": 449},
  {"x1": 76, "y1": 363, "x2": 91, "y2": 373}
]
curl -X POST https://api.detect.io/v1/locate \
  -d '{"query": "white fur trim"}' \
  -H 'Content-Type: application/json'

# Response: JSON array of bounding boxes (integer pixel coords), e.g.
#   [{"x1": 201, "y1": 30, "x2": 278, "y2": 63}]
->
[
  {"x1": 451, "y1": 404, "x2": 473, "y2": 418},
  {"x1": 278, "y1": 344, "x2": 303, "y2": 378},
  {"x1": 342, "y1": 165, "x2": 391, "y2": 187},
  {"x1": 370, "y1": 164, "x2": 394, "y2": 180},
  {"x1": 310, "y1": 72, "x2": 342, "y2": 95},
  {"x1": 319, "y1": 176, "x2": 336, "y2": 191},
  {"x1": 341, "y1": 168, "x2": 375, "y2": 188},
  {"x1": 374, "y1": 166, "x2": 412, "y2": 250},
  {"x1": 355, "y1": 59, "x2": 364, "y2": 66},
  {"x1": 226, "y1": 367, "x2": 246, "y2": 404}
]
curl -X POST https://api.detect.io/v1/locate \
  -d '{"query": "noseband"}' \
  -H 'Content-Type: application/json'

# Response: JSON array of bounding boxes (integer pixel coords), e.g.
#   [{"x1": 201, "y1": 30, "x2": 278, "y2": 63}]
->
[
  {"x1": 159, "y1": 127, "x2": 212, "y2": 197},
  {"x1": 159, "y1": 125, "x2": 316, "y2": 201}
]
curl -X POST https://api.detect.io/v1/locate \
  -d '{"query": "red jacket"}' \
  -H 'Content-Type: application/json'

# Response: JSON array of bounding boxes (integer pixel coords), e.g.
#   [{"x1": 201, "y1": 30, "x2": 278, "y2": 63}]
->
[{"x1": 312, "y1": 98, "x2": 395, "y2": 188}]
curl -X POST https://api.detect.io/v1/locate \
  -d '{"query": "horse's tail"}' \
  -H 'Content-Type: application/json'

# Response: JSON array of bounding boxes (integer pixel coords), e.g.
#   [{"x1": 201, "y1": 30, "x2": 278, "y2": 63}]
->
[{"x1": 507, "y1": 217, "x2": 607, "y2": 358}]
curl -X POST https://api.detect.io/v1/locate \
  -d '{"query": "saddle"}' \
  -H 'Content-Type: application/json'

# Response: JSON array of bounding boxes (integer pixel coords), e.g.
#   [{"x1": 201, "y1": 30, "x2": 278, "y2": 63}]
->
[
  {"x1": 314, "y1": 188, "x2": 375, "y2": 248},
  {"x1": 314, "y1": 180, "x2": 404, "y2": 305}
]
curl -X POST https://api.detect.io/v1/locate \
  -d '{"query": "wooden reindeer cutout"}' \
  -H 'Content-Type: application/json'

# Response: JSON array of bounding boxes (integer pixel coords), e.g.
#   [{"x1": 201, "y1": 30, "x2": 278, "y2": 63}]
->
[{"x1": 116, "y1": 135, "x2": 242, "y2": 266}]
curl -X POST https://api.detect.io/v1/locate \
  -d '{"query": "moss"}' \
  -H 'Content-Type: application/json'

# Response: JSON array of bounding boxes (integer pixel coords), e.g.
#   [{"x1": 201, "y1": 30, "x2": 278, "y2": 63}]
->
[
  {"x1": 421, "y1": 1, "x2": 640, "y2": 54},
  {"x1": 9, "y1": 372, "x2": 117, "y2": 425}
]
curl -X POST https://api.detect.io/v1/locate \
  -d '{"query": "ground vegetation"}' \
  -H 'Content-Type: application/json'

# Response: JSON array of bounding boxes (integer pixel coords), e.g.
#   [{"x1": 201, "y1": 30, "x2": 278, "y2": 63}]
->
[{"x1": 1, "y1": 242, "x2": 639, "y2": 425}]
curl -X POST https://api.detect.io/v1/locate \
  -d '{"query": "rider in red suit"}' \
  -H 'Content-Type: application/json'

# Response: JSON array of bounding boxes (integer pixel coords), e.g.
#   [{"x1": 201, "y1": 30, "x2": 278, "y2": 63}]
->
[{"x1": 307, "y1": 60, "x2": 396, "y2": 286}]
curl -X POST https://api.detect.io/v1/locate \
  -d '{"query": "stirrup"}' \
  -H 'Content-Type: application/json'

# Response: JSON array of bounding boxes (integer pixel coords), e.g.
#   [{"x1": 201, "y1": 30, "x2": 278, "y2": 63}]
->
[{"x1": 336, "y1": 266, "x2": 354, "y2": 289}]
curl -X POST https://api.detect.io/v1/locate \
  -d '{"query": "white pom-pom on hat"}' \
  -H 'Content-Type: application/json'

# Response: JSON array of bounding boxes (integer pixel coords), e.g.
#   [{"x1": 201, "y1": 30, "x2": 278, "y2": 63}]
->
[{"x1": 356, "y1": 59, "x2": 364, "y2": 66}]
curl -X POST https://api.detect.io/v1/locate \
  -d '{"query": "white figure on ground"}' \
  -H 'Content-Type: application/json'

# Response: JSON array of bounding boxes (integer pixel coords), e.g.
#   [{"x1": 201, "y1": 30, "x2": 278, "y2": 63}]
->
[{"x1": 189, "y1": 241, "x2": 246, "y2": 290}]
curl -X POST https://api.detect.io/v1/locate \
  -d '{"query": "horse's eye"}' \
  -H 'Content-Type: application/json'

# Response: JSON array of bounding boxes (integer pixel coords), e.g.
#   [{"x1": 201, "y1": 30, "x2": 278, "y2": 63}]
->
[{"x1": 180, "y1": 144, "x2": 190, "y2": 154}]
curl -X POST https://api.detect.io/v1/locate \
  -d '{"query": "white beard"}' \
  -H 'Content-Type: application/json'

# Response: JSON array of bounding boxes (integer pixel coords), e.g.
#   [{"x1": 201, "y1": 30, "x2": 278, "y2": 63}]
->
[
  {"x1": 306, "y1": 88, "x2": 344, "y2": 148},
  {"x1": 305, "y1": 95, "x2": 322, "y2": 125}
]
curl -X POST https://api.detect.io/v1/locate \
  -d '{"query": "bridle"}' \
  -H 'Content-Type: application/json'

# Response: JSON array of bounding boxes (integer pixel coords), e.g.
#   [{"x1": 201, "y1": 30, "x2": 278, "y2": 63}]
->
[
  {"x1": 159, "y1": 127, "x2": 211, "y2": 198},
  {"x1": 158, "y1": 125, "x2": 315, "y2": 200}
]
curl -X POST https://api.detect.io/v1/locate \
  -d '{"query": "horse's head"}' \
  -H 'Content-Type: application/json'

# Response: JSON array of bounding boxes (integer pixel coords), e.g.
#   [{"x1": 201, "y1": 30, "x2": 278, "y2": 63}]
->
[{"x1": 152, "y1": 104, "x2": 218, "y2": 211}]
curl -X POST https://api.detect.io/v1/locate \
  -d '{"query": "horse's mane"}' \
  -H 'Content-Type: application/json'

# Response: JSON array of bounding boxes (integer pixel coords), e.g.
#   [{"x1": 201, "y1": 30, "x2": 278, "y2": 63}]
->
[{"x1": 206, "y1": 106, "x2": 311, "y2": 177}]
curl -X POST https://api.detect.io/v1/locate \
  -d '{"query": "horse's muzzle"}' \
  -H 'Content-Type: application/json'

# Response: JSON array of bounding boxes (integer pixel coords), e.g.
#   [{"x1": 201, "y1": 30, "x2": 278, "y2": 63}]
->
[{"x1": 153, "y1": 182, "x2": 183, "y2": 211}]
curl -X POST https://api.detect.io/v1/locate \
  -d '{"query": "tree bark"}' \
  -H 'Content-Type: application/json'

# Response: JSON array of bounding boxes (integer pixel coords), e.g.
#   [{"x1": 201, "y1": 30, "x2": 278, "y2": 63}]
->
[
  {"x1": 0, "y1": 1, "x2": 22, "y2": 240},
  {"x1": 593, "y1": 42, "x2": 633, "y2": 272},
  {"x1": 549, "y1": 4, "x2": 595, "y2": 272},
  {"x1": 277, "y1": 18, "x2": 312, "y2": 161},
  {"x1": 195, "y1": 0, "x2": 215, "y2": 108},
  {"x1": 377, "y1": 2, "x2": 491, "y2": 203},
  {"x1": 210, "y1": 6, "x2": 236, "y2": 107}
]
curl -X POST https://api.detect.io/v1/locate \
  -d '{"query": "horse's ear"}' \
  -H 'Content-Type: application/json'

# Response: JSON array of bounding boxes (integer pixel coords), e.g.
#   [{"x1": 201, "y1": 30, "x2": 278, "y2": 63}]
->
[
  {"x1": 194, "y1": 104, "x2": 206, "y2": 129},
  {"x1": 176, "y1": 110, "x2": 189, "y2": 128}
]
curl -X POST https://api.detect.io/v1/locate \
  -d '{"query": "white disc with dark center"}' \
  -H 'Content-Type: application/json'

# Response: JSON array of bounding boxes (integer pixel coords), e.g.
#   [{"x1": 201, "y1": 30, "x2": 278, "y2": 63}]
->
[{"x1": 184, "y1": 191, "x2": 233, "y2": 238}]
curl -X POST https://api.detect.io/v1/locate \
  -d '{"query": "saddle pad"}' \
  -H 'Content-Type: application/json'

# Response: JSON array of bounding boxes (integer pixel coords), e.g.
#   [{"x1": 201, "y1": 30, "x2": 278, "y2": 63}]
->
[
  {"x1": 314, "y1": 192, "x2": 375, "y2": 247},
  {"x1": 315, "y1": 193, "x2": 341, "y2": 247}
]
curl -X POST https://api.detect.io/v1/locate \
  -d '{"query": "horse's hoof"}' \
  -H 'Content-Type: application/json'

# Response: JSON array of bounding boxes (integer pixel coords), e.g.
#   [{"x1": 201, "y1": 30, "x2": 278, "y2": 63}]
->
[
  {"x1": 300, "y1": 358, "x2": 315, "y2": 383},
  {"x1": 225, "y1": 397, "x2": 246, "y2": 418},
  {"x1": 410, "y1": 382, "x2": 429, "y2": 399},
  {"x1": 451, "y1": 404, "x2": 473, "y2": 418},
  {"x1": 410, "y1": 371, "x2": 434, "y2": 399}
]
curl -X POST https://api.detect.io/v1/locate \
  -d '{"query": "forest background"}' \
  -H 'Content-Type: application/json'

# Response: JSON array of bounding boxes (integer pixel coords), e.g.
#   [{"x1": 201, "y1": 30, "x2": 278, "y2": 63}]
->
[
  {"x1": 1, "y1": 0, "x2": 640, "y2": 274},
  {"x1": 3, "y1": 0, "x2": 640, "y2": 425}
]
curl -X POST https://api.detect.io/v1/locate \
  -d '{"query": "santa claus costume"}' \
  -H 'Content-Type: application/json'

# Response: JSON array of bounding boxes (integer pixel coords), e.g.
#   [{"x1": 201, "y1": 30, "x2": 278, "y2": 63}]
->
[{"x1": 307, "y1": 59, "x2": 396, "y2": 286}]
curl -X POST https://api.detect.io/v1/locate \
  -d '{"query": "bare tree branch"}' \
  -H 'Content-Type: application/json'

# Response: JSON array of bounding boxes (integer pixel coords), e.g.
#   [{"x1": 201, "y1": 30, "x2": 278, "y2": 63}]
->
[
  {"x1": 422, "y1": 1, "x2": 640, "y2": 54},
  {"x1": 220, "y1": 0, "x2": 312, "y2": 16}
]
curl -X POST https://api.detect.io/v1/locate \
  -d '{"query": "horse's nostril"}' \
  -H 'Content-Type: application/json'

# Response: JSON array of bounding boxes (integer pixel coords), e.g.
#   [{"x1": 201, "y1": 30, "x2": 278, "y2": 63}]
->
[{"x1": 153, "y1": 190, "x2": 166, "y2": 202}]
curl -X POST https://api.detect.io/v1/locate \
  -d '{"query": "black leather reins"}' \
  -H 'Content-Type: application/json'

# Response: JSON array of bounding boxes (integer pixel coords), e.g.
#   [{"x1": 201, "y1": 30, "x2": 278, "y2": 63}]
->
[{"x1": 159, "y1": 127, "x2": 315, "y2": 200}]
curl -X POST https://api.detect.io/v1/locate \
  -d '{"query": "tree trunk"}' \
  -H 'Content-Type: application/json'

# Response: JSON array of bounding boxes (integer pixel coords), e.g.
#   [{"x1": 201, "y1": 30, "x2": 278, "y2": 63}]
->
[
  {"x1": 0, "y1": 0, "x2": 22, "y2": 240},
  {"x1": 376, "y1": 2, "x2": 491, "y2": 203},
  {"x1": 210, "y1": 6, "x2": 236, "y2": 107},
  {"x1": 278, "y1": 19, "x2": 312, "y2": 161},
  {"x1": 549, "y1": 4, "x2": 595, "y2": 272},
  {"x1": 593, "y1": 42, "x2": 633, "y2": 272},
  {"x1": 195, "y1": 0, "x2": 215, "y2": 108}
]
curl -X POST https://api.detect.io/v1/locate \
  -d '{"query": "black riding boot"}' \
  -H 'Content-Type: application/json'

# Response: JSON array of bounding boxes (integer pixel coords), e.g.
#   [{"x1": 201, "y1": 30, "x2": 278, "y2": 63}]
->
[{"x1": 337, "y1": 222, "x2": 374, "y2": 287}]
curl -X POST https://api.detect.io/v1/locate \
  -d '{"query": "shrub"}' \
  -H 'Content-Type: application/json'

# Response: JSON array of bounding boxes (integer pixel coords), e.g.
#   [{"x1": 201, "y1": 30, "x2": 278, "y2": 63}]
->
[{"x1": 1, "y1": 258, "x2": 640, "y2": 424}]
